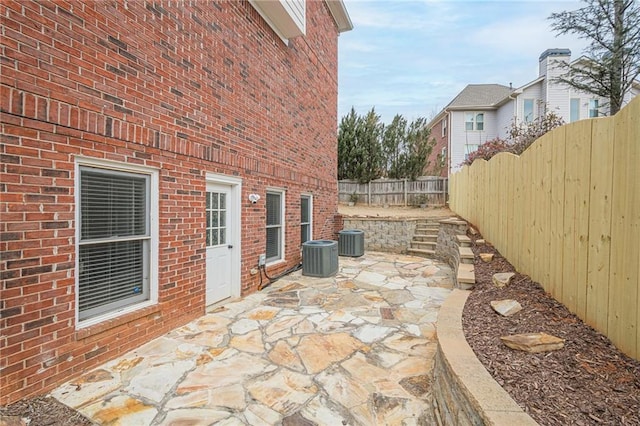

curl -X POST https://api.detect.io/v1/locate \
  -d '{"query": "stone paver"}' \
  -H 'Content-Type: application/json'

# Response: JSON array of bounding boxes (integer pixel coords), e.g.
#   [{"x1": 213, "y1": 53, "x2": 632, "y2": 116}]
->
[{"x1": 51, "y1": 252, "x2": 452, "y2": 425}]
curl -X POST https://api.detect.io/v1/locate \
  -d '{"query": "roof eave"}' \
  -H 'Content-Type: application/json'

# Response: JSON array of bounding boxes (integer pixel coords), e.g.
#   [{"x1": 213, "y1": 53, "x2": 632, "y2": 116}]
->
[
  {"x1": 447, "y1": 105, "x2": 501, "y2": 111},
  {"x1": 326, "y1": 0, "x2": 353, "y2": 33},
  {"x1": 427, "y1": 109, "x2": 448, "y2": 129}
]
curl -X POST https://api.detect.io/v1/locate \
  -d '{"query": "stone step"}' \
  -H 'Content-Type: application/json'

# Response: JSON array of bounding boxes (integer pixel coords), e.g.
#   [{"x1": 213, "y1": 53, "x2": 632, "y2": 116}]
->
[
  {"x1": 459, "y1": 246, "x2": 474, "y2": 264},
  {"x1": 414, "y1": 228, "x2": 438, "y2": 235},
  {"x1": 415, "y1": 226, "x2": 439, "y2": 233},
  {"x1": 407, "y1": 248, "x2": 435, "y2": 257},
  {"x1": 457, "y1": 263, "x2": 475, "y2": 290},
  {"x1": 416, "y1": 217, "x2": 446, "y2": 223},
  {"x1": 411, "y1": 240, "x2": 437, "y2": 249},
  {"x1": 456, "y1": 235, "x2": 472, "y2": 247},
  {"x1": 413, "y1": 235, "x2": 438, "y2": 242}
]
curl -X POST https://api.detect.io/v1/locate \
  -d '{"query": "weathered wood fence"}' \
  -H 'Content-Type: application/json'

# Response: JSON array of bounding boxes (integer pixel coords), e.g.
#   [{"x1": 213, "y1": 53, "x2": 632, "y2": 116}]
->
[
  {"x1": 450, "y1": 97, "x2": 640, "y2": 360},
  {"x1": 338, "y1": 177, "x2": 448, "y2": 206}
]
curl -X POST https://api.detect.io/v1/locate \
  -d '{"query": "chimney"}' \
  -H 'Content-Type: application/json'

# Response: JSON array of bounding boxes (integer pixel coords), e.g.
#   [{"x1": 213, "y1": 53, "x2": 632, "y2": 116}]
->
[{"x1": 539, "y1": 48, "x2": 571, "y2": 77}]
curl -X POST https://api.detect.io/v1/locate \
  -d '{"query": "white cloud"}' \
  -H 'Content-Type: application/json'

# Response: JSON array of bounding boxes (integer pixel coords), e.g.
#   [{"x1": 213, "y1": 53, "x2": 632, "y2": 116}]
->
[{"x1": 338, "y1": 0, "x2": 593, "y2": 124}]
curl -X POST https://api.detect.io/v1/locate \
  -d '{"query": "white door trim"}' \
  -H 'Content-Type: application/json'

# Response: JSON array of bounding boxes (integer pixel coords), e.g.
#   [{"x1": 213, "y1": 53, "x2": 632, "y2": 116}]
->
[{"x1": 206, "y1": 173, "x2": 242, "y2": 301}]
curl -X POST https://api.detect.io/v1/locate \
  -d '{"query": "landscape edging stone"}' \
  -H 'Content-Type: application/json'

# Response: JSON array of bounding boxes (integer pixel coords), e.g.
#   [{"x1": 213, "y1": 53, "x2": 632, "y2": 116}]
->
[{"x1": 432, "y1": 289, "x2": 539, "y2": 425}]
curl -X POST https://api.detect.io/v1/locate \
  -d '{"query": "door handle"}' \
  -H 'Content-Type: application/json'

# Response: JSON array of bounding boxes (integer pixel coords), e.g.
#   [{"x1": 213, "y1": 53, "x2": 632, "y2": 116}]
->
[{"x1": 228, "y1": 245, "x2": 233, "y2": 249}]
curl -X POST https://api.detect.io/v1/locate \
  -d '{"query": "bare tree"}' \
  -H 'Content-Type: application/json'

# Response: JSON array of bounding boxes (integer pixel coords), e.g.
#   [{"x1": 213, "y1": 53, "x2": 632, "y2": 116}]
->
[{"x1": 550, "y1": 0, "x2": 640, "y2": 114}]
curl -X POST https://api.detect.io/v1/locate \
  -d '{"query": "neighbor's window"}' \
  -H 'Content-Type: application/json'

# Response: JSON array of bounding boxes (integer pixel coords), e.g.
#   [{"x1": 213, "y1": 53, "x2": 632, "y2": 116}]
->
[
  {"x1": 589, "y1": 99, "x2": 599, "y2": 117},
  {"x1": 465, "y1": 113, "x2": 474, "y2": 131},
  {"x1": 441, "y1": 118, "x2": 447, "y2": 137},
  {"x1": 570, "y1": 98, "x2": 580, "y2": 122},
  {"x1": 266, "y1": 190, "x2": 284, "y2": 263},
  {"x1": 300, "y1": 195, "x2": 312, "y2": 244},
  {"x1": 78, "y1": 165, "x2": 156, "y2": 322},
  {"x1": 475, "y1": 113, "x2": 484, "y2": 131},
  {"x1": 523, "y1": 99, "x2": 534, "y2": 123},
  {"x1": 465, "y1": 112, "x2": 484, "y2": 131}
]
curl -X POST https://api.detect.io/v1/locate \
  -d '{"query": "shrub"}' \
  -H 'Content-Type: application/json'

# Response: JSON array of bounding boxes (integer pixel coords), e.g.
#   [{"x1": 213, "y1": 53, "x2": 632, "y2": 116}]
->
[
  {"x1": 462, "y1": 110, "x2": 565, "y2": 167},
  {"x1": 462, "y1": 138, "x2": 511, "y2": 166}
]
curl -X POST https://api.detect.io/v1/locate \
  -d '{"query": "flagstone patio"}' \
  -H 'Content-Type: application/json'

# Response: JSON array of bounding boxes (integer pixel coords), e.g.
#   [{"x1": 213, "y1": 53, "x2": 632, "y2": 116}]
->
[{"x1": 51, "y1": 252, "x2": 453, "y2": 425}]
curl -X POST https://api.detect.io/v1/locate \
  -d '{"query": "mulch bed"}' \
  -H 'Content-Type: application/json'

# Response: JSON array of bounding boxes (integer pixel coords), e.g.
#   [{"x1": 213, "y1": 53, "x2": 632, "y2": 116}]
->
[
  {"x1": 462, "y1": 231, "x2": 640, "y2": 425},
  {"x1": 0, "y1": 396, "x2": 94, "y2": 425}
]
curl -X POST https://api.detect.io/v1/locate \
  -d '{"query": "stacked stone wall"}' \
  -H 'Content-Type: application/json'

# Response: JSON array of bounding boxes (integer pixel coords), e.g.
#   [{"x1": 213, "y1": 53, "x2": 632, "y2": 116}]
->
[
  {"x1": 435, "y1": 218, "x2": 468, "y2": 268},
  {"x1": 342, "y1": 218, "x2": 417, "y2": 253}
]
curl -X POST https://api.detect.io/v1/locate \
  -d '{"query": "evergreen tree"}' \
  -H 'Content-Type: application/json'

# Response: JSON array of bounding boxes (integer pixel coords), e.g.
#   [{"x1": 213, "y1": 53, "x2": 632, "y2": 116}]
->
[
  {"x1": 338, "y1": 108, "x2": 434, "y2": 182},
  {"x1": 355, "y1": 108, "x2": 384, "y2": 183},
  {"x1": 337, "y1": 107, "x2": 359, "y2": 180},
  {"x1": 382, "y1": 115, "x2": 407, "y2": 179},
  {"x1": 404, "y1": 117, "x2": 435, "y2": 180}
]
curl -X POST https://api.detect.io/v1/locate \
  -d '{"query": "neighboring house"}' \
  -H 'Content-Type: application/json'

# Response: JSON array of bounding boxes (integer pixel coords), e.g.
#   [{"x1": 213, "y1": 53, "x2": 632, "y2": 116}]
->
[
  {"x1": 428, "y1": 49, "x2": 640, "y2": 175},
  {"x1": 0, "y1": 0, "x2": 352, "y2": 404}
]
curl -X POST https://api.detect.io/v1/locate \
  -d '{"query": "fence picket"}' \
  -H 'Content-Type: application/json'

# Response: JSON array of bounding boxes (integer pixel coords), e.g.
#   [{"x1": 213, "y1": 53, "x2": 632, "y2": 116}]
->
[
  {"x1": 338, "y1": 177, "x2": 448, "y2": 206},
  {"x1": 449, "y1": 97, "x2": 640, "y2": 360}
]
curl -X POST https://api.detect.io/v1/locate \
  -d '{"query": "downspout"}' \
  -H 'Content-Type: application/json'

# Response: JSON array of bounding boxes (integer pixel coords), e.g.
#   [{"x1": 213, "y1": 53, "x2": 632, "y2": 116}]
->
[
  {"x1": 445, "y1": 108, "x2": 451, "y2": 179},
  {"x1": 508, "y1": 92, "x2": 518, "y2": 128}
]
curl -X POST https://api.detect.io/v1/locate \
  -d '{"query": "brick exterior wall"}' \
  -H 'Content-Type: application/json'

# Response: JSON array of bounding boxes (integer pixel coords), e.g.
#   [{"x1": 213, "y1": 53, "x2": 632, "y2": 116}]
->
[
  {"x1": 0, "y1": 0, "x2": 342, "y2": 403},
  {"x1": 426, "y1": 116, "x2": 448, "y2": 177}
]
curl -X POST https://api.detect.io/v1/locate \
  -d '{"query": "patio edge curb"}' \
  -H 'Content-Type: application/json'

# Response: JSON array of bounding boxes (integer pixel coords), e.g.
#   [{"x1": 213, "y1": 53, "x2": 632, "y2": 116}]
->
[{"x1": 432, "y1": 289, "x2": 539, "y2": 425}]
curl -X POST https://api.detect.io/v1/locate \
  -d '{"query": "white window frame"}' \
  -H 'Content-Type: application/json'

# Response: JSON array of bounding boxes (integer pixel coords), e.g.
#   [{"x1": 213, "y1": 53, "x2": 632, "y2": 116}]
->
[
  {"x1": 570, "y1": 98, "x2": 580, "y2": 122},
  {"x1": 266, "y1": 188, "x2": 285, "y2": 264},
  {"x1": 523, "y1": 99, "x2": 535, "y2": 123},
  {"x1": 476, "y1": 112, "x2": 484, "y2": 131},
  {"x1": 439, "y1": 147, "x2": 447, "y2": 168},
  {"x1": 75, "y1": 157, "x2": 159, "y2": 329},
  {"x1": 465, "y1": 112, "x2": 484, "y2": 131},
  {"x1": 441, "y1": 118, "x2": 447, "y2": 137},
  {"x1": 300, "y1": 194, "x2": 312, "y2": 245},
  {"x1": 589, "y1": 99, "x2": 599, "y2": 117}
]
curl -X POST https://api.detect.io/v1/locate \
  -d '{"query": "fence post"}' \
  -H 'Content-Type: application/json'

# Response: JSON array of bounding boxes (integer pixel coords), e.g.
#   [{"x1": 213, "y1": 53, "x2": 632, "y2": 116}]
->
[
  {"x1": 367, "y1": 182, "x2": 371, "y2": 206},
  {"x1": 404, "y1": 179, "x2": 407, "y2": 206}
]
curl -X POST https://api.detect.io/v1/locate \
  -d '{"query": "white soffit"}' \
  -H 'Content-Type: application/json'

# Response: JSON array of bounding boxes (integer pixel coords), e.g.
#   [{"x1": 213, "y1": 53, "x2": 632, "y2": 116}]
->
[{"x1": 250, "y1": 0, "x2": 306, "y2": 41}]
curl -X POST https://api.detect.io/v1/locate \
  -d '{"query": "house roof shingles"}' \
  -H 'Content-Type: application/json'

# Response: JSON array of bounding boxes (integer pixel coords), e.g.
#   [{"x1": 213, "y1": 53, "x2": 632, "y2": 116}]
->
[{"x1": 447, "y1": 84, "x2": 514, "y2": 109}]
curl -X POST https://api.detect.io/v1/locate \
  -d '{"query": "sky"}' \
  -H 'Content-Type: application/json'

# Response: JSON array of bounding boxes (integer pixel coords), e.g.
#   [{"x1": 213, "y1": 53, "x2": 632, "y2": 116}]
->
[{"x1": 337, "y1": 0, "x2": 589, "y2": 124}]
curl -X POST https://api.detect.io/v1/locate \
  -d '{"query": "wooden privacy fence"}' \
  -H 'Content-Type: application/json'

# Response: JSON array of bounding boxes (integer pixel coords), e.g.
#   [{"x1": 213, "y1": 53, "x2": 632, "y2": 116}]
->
[
  {"x1": 339, "y1": 177, "x2": 448, "y2": 206},
  {"x1": 450, "y1": 97, "x2": 640, "y2": 360}
]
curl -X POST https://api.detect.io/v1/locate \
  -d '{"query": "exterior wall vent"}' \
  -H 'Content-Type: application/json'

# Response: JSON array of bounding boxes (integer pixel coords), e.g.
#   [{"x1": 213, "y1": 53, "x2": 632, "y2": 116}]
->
[
  {"x1": 338, "y1": 229, "x2": 365, "y2": 257},
  {"x1": 302, "y1": 240, "x2": 338, "y2": 277}
]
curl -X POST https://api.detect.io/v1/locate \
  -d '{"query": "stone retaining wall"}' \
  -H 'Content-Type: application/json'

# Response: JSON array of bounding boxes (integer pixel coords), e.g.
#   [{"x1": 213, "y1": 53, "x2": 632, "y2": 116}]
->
[
  {"x1": 342, "y1": 218, "x2": 417, "y2": 253},
  {"x1": 432, "y1": 290, "x2": 538, "y2": 425},
  {"x1": 435, "y1": 218, "x2": 468, "y2": 269}
]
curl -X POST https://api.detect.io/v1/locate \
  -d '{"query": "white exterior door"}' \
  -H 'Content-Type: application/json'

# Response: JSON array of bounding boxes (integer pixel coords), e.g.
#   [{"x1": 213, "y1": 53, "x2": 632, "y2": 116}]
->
[{"x1": 205, "y1": 184, "x2": 232, "y2": 305}]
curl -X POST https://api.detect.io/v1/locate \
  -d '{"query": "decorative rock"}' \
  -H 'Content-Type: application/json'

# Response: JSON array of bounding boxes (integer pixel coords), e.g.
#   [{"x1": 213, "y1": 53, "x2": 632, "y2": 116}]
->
[
  {"x1": 492, "y1": 272, "x2": 515, "y2": 288},
  {"x1": 479, "y1": 253, "x2": 494, "y2": 263},
  {"x1": 476, "y1": 239, "x2": 485, "y2": 244},
  {"x1": 490, "y1": 299, "x2": 522, "y2": 316},
  {"x1": 469, "y1": 227, "x2": 478, "y2": 235},
  {"x1": 0, "y1": 416, "x2": 26, "y2": 426},
  {"x1": 501, "y1": 333, "x2": 565, "y2": 353}
]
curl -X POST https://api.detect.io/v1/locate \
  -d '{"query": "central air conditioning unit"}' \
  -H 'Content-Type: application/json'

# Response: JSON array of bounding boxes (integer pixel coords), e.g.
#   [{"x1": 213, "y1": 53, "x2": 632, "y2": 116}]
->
[
  {"x1": 302, "y1": 240, "x2": 338, "y2": 277},
  {"x1": 338, "y1": 229, "x2": 365, "y2": 257}
]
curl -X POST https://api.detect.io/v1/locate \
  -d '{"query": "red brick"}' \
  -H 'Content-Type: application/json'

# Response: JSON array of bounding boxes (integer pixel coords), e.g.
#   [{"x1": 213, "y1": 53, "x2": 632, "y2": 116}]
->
[{"x1": 0, "y1": 0, "x2": 341, "y2": 405}]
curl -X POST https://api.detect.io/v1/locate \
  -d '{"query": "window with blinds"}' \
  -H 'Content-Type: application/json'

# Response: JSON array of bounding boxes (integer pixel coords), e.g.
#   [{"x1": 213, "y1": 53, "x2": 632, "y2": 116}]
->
[
  {"x1": 78, "y1": 167, "x2": 150, "y2": 321},
  {"x1": 266, "y1": 191, "x2": 283, "y2": 262},
  {"x1": 300, "y1": 195, "x2": 311, "y2": 244}
]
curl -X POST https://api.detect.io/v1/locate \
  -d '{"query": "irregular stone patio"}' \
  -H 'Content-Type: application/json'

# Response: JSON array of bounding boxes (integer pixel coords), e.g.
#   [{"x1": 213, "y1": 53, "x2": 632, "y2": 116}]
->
[{"x1": 52, "y1": 252, "x2": 453, "y2": 425}]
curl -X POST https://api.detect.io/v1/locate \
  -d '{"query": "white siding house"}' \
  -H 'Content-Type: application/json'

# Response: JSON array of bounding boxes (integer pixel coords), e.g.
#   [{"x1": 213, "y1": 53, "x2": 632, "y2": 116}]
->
[{"x1": 429, "y1": 48, "x2": 639, "y2": 176}]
